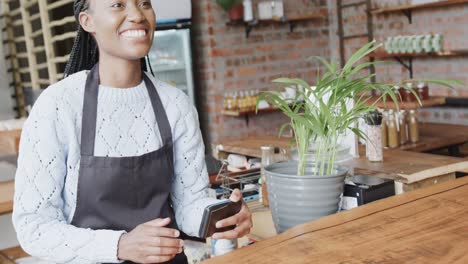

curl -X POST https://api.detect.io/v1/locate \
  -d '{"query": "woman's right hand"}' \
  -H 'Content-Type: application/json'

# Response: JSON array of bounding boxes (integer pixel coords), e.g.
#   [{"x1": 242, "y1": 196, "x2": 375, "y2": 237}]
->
[{"x1": 117, "y1": 217, "x2": 184, "y2": 263}]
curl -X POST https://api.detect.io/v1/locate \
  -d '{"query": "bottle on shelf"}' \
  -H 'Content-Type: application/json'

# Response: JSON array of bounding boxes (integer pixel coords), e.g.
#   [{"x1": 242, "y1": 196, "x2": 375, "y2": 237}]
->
[
  {"x1": 417, "y1": 82, "x2": 429, "y2": 100},
  {"x1": 226, "y1": 93, "x2": 234, "y2": 110},
  {"x1": 243, "y1": 0, "x2": 254, "y2": 22},
  {"x1": 405, "y1": 82, "x2": 417, "y2": 102},
  {"x1": 232, "y1": 91, "x2": 239, "y2": 111},
  {"x1": 239, "y1": 91, "x2": 245, "y2": 112},
  {"x1": 260, "y1": 145, "x2": 274, "y2": 206},
  {"x1": 387, "y1": 110, "x2": 399, "y2": 148},
  {"x1": 399, "y1": 110, "x2": 408, "y2": 145},
  {"x1": 409, "y1": 110, "x2": 420, "y2": 143},
  {"x1": 382, "y1": 111, "x2": 388, "y2": 148}
]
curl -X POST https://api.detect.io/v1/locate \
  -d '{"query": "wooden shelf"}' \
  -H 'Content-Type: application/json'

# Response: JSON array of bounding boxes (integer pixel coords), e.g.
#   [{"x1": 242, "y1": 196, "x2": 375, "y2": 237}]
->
[
  {"x1": 373, "y1": 50, "x2": 468, "y2": 59},
  {"x1": 372, "y1": 0, "x2": 468, "y2": 14},
  {"x1": 226, "y1": 13, "x2": 326, "y2": 38},
  {"x1": 371, "y1": 49, "x2": 468, "y2": 78},
  {"x1": 222, "y1": 106, "x2": 282, "y2": 117},
  {"x1": 365, "y1": 96, "x2": 446, "y2": 110}
]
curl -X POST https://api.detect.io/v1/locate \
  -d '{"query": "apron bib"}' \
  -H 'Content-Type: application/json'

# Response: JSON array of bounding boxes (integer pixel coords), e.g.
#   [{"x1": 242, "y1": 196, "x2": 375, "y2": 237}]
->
[{"x1": 71, "y1": 64, "x2": 188, "y2": 264}]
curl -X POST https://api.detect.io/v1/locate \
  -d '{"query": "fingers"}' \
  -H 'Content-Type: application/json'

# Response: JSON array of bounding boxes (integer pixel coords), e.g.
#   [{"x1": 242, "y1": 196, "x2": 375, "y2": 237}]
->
[
  {"x1": 144, "y1": 244, "x2": 183, "y2": 256},
  {"x1": 216, "y1": 202, "x2": 251, "y2": 229},
  {"x1": 229, "y1": 189, "x2": 243, "y2": 202},
  {"x1": 145, "y1": 226, "x2": 180, "y2": 238},
  {"x1": 212, "y1": 221, "x2": 251, "y2": 239},
  {"x1": 145, "y1": 217, "x2": 172, "y2": 227},
  {"x1": 143, "y1": 254, "x2": 176, "y2": 263},
  {"x1": 214, "y1": 202, "x2": 253, "y2": 240},
  {"x1": 151, "y1": 237, "x2": 184, "y2": 248},
  {"x1": 216, "y1": 213, "x2": 239, "y2": 229}
]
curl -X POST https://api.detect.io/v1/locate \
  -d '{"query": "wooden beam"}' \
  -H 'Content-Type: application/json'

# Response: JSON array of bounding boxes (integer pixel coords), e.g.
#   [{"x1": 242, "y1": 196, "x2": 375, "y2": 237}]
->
[
  {"x1": 38, "y1": 0, "x2": 58, "y2": 83},
  {"x1": 19, "y1": 0, "x2": 40, "y2": 90}
]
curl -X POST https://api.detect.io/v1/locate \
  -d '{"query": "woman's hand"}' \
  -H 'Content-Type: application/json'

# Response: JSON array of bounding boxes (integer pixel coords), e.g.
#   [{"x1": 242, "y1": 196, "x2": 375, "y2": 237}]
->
[
  {"x1": 212, "y1": 189, "x2": 253, "y2": 239},
  {"x1": 117, "y1": 218, "x2": 184, "y2": 264}
]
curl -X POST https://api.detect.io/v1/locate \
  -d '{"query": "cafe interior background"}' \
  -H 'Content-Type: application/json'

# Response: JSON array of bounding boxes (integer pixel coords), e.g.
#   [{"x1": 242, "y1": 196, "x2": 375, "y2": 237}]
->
[{"x1": 0, "y1": 0, "x2": 468, "y2": 263}]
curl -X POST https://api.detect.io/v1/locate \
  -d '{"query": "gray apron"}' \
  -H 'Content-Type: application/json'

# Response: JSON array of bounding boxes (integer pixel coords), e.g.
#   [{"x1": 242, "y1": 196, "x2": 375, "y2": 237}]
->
[{"x1": 71, "y1": 64, "x2": 188, "y2": 264}]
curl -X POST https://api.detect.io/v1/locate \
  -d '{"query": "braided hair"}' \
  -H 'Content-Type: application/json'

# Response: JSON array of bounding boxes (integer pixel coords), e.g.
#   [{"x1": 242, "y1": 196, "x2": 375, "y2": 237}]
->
[{"x1": 64, "y1": 0, "x2": 152, "y2": 78}]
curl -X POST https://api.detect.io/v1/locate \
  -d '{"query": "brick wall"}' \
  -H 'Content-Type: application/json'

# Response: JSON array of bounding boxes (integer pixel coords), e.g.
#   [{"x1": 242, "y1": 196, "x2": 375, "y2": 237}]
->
[
  {"x1": 329, "y1": 0, "x2": 468, "y2": 124},
  {"x1": 192, "y1": 0, "x2": 330, "y2": 147},
  {"x1": 193, "y1": 0, "x2": 468, "y2": 148}
]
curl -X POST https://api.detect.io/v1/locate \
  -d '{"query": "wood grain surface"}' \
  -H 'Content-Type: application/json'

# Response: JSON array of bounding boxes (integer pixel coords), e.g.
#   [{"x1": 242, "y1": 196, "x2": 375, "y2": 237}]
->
[
  {"x1": 203, "y1": 176, "x2": 468, "y2": 264},
  {"x1": 0, "y1": 180, "x2": 14, "y2": 216}
]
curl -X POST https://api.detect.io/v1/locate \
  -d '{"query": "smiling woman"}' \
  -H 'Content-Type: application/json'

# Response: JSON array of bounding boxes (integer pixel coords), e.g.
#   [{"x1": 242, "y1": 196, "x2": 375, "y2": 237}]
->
[
  {"x1": 64, "y1": 0, "x2": 156, "y2": 80},
  {"x1": 11, "y1": 0, "x2": 253, "y2": 264}
]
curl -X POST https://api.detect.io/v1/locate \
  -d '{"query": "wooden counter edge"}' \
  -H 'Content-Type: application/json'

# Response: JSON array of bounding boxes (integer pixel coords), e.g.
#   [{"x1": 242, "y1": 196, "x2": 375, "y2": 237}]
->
[
  {"x1": 202, "y1": 176, "x2": 468, "y2": 263},
  {"x1": 396, "y1": 160, "x2": 468, "y2": 184}
]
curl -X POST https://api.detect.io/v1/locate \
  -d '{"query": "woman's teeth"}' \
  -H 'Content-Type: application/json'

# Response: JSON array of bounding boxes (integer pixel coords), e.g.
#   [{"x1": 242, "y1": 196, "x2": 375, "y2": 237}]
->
[{"x1": 121, "y1": 30, "x2": 146, "y2": 38}]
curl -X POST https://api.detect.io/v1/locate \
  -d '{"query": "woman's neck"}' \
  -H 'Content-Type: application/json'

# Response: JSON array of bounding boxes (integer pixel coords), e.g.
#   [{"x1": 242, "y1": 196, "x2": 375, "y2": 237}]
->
[{"x1": 98, "y1": 53, "x2": 143, "y2": 88}]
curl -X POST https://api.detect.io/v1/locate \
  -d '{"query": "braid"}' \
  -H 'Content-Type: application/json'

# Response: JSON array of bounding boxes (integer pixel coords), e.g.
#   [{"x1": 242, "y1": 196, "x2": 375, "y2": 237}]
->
[{"x1": 64, "y1": 0, "x2": 152, "y2": 78}]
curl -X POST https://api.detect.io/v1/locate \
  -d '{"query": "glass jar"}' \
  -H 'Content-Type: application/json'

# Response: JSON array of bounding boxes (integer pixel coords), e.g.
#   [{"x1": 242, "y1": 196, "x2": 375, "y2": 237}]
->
[
  {"x1": 260, "y1": 145, "x2": 274, "y2": 206},
  {"x1": 382, "y1": 111, "x2": 388, "y2": 148},
  {"x1": 399, "y1": 110, "x2": 408, "y2": 145},
  {"x1": 409, "y1": 110, "x2": 420, "y2": 143},
  {"x1": 417, "y1": 82, "x2": 429, "y2": 100},
  {"x1": 396, "y1": 86, "x2": 407, "y2": 102},
  {"x1": 226, "y1": 92, "x2": 233, "y2": 110},
  {"x1": 387, "y1": 110, "x2": 399, "y2": 148},
  {"x1": 365, "y1": 111, "x2": 383, "y2": 162},
  {"x1": 232, "y1": 91, "x2": 239, "y2": 111},
  {"x1": 405, "y1": 82, "x2": 417, "y2": 102}
]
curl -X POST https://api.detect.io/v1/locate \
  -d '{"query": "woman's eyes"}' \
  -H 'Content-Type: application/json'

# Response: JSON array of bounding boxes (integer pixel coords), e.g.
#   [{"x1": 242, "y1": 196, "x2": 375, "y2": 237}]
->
[
  {"x1": 140, "y1": 1, "x2": 152, "y2": 8},
  {"x1": 111, "y1": 2, "x2": 124, "y2": 8},
  {"x1": 110, "y1": 1, "x2": 152, "y2": 9}
]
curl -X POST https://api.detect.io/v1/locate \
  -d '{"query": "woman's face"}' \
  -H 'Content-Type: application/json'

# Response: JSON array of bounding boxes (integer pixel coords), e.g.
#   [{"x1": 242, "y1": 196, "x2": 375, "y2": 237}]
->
[{"x1": 80, "y1": 0, "x2": 156, "y2": 61}]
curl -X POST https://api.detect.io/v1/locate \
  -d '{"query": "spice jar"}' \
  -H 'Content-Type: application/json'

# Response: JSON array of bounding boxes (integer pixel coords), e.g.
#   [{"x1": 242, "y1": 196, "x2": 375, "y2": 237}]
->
[
  {"x1": 232, "y1": 91, "x2": 239, "y2": 111},
  {"x1": 417, "y1": 82, "x2": 429, "y2": 100},
  {"x1": 399, "y1": 110, "x2": 408, "y2": 145},
  {"x1": 226, "y1": 92, "x2": 233, "y2": 110},
  {"x1": 260, "y1": 145, "x2": 274, "y2": 206},
  {"x1": 409, "y1": 110, "x2": 420, "y2": 143},
  {"x1": 387, "y1": 110, "x2": 399, "y2": 148},
  {"x1": 397, "y1": 86, "x2": 407, "y2": 102},
  {"x1": 404, "y1": 82, "x2": 417, "y2": 102},
  {"x1": 382, "y1": 111, "x2": 388, "y2": 148},
  {"x1": 365, "y1": 111, "x2": 383, "y2": 162}
]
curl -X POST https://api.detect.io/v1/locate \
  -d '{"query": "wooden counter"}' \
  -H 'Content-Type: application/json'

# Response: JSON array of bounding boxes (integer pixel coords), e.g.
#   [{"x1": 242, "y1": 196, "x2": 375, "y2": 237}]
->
[
  {"x1": 204, "y1": 176, "x2": 468, "y2": 264},
  {"x1": 404, "y1": 122, "x2": 468, "y2": 154},
  {"x1": 212, "y1": 123, "x2": 468, "y2": 159},
  {"x1": 212, "y1": 123, "x2": 468, "y2": 193},
  {"x1": 0, "y1": 180, "x2": 14, "y2": 216}
]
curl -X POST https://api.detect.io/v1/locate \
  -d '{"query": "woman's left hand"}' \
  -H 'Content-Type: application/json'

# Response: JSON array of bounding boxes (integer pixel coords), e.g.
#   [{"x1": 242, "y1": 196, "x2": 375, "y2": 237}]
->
[{"x1": 212, "y1": 189, "x2": 253, "y2": 239}]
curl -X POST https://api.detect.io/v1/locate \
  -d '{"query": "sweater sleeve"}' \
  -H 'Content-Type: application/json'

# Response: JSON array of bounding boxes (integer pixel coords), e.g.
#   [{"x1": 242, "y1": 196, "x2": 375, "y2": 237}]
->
[
  {"x1": 170, "y1": 93, "x2": 218, "y2": 237},
  {"x1": 12, "y1": 89, "x2": 125, "y2": 264}
]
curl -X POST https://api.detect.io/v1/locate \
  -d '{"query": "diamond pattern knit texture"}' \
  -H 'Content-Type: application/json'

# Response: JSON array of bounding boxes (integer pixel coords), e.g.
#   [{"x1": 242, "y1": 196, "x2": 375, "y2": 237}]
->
[{"x1": 12, "y1": 71, "x2": 217, "y2": 263}]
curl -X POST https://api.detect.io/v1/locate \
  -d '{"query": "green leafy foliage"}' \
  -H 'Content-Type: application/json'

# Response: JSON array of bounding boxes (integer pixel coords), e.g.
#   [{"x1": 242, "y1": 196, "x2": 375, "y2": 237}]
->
[{"x1": 257, "y1": 41, "x2": 463, "y2": 176}]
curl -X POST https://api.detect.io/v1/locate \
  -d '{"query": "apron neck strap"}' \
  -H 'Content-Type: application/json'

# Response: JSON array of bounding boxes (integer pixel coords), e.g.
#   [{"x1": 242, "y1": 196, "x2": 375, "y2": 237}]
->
[
  {"x1": 80, "y1": 63, "x2": 173, "y2": 156},
  {"x1": 143, "y1": 74, "x2": 173, "y2": 147}
]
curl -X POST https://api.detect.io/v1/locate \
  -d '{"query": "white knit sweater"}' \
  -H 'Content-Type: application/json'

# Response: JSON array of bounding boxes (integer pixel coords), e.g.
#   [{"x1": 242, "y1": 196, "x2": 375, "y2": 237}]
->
[{"x1": 12, "y1": 71, "x2": 217, "y2": 263}]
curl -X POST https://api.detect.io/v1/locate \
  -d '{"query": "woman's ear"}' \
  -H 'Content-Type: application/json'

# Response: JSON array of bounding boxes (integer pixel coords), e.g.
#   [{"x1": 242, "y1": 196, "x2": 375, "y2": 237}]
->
[{"x1": 79, "y1": 11, "x2": 95, "y2": 34}]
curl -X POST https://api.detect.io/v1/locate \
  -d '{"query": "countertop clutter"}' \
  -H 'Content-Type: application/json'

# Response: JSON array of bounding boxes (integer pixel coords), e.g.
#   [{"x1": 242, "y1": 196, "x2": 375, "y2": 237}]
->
[{"x1": 204, "y1": 176, "x2": 468, "y2": 264}]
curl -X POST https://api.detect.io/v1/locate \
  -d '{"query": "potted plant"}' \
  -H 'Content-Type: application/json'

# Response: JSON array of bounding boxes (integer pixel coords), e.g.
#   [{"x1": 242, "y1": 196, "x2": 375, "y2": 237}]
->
[
  {"x1": 216, "y1": 0, "x2": 243, "y2": 21},
  {"x1": 258, "y1": 41, "x2": 461, "y2": 233}
]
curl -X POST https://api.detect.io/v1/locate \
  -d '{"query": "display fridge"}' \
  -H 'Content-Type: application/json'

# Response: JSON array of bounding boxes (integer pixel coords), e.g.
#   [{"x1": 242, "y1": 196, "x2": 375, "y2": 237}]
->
[{"x1": 148, "y1": 0, "x2": 195, "y2": 104}]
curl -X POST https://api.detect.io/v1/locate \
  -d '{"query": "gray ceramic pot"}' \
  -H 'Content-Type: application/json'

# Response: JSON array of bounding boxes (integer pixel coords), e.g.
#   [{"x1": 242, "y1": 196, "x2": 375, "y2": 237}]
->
[{"x1": 265, "y1": 161, "x2": 347, "y2": 233}]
